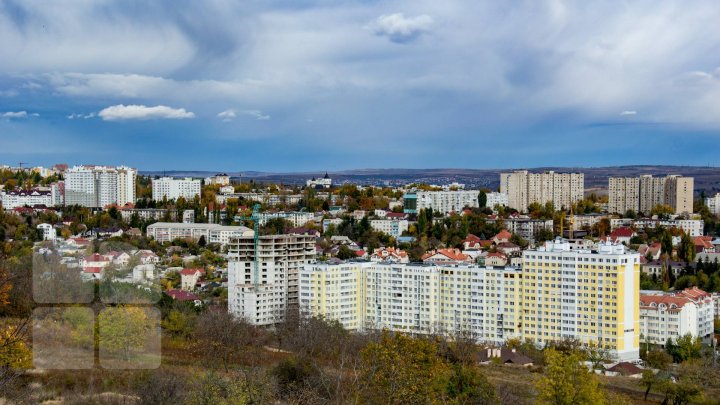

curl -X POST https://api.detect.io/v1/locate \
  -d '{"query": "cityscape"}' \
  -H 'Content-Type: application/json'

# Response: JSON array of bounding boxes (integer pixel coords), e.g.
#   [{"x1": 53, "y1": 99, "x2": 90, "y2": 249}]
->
[{"x1": 2, "y1": 1, "x2": 720, "y2": 404}]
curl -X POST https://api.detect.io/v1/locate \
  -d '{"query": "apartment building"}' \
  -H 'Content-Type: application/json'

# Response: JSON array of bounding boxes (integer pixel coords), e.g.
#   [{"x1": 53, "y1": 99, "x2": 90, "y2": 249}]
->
[
  {"x1": 705, "y1": 193, "x2": 720, "y2": 215},
  {"x1": 119, "y1": 208, "x2": 176, "y2": 222},
  {"x1": 500, "y1": 171, "x2": 584, "y2": 213},
  {"x1": 152, "y1": 177, "x2": 201, "y2": 201},
  {"x1": 521, "y1": 240, "x2": 640, "y2": 361},
  {"x1": 369, "y1": 219, "x2": 409, "y2": 237},
  {"x1": 64, "y1": 165, "x2": 137, "y2": 208},
  {"x1": 485, "y1": 216, "x2": 554, "y2": 242},
  {"x1": 146, "y1": 222, "x2": 253, "y2": 246},
  {"x1": 609, "y1": 175, "x2": 694, "y2": 215},
  {"x1": 299, "y1": 262, "x2": 523, "y2": 345},
  {"x1": 1, "y1": 188, "x2": 54, "y2": 209},
  {"x1": 640, "y1": 287, "x2": 714, "y2": 345},
  {"x1": 610, "y1": 218, "x2": 704, "y2": 237},
  {"x1": 608, "y1": 177, "x2": 640, "y2": 215},
  {"x1": 257, "y1": 211, "x2": 315, "y2": 227},
  {"x1": 484, "y1": 192, "x2": 509, "y2": 209},
  {"x1": 227, "y1": 234, "x2": 316, "y2": 325},
  {"x1": 403, "y1": 190, "x2": 479, "y2": 215}
]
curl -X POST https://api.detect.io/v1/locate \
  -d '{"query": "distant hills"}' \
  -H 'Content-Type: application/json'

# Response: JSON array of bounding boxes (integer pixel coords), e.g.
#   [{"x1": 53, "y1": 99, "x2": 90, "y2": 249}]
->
[{"x1": 141, "y1": 165, "x2": 720, "y2": 193}]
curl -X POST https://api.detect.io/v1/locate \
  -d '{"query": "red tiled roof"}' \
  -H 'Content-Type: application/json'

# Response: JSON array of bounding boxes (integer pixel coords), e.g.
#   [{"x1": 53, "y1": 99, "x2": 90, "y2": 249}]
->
[
  {"x1": 611, "y1": 227, "x2": 635, "y2": 238},
  {"x1": 608, "y1": 362, "x2": 643, "y2": 375},
  {"x1": 355, "y1": 250, "x2": 366, "y2": 257},
  {"x1": 640, "y1": 295, "x2": 691, "y2": 310},
  {"x1": 494, "y1": 229, "x2": 512, "y2": 241},
  {"x1": 464, "y1": 234, "x2": 481, "y2": 242},
  {"x1": 422, "y1": 248, "x2": 469, "y2": 261},
  {"x1": 83, "y1": 267, "x2": 103, "y2": 274},
  {"x1": 180, "y1": 268, "x2": 203, "y2": 276},
  {"x1": 85, "y1": 253, "x2": 108, "y2": 262}
]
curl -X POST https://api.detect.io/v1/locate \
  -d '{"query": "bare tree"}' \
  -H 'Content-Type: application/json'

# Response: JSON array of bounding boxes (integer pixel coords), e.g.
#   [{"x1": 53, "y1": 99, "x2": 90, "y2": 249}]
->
[{"x1": 192, "y1": 309, "x2": 263, "y2": 371}]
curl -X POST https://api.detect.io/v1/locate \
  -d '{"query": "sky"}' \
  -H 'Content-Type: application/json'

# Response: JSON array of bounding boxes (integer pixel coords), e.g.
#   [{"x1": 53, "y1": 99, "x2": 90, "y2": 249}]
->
[{"x1": 1, "y1": 0, "x2": 720, "y2": 172}]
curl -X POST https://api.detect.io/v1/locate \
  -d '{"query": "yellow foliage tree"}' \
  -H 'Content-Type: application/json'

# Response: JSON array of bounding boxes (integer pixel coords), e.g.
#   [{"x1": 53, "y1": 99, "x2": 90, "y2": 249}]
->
[
  {"x1": 535, "y1": 348, "x2": 605, "y2": 405},
  {"x1": 0, "y1": 325, "x2": 31, "y2": 369}
]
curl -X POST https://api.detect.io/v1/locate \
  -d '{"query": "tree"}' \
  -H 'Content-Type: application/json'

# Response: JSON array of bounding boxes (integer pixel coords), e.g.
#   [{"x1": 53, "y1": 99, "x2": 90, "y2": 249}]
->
[
  {"x1": 640, "y1": 369, "x2": 657, "y2": 401},
  {"x1": 661, "y1": 231, "x2": 674, "y2": 261},
  {"x1": 666, "y1": 333, "x2": 702, "y2": 363},
  {"x1": 644, "y1": 349, "x2": 672, "y2": 370},
  {"x1": 193, "y1": 310, "x2": 259, "y2": 371},
  {"x1": 478, "y1": 191, "x2": 487, "y2": 208},
  {"x1": 677, "y1": 233, "x2": 695, "y2": 264},
  {"x1": 359, "y1": 332, "x2": 450, "y2": 404},
  {"x1": 198, "y1": 235, "x2": 207, "y2": 248},
  {"x1": 535, "y1": 348, "x2": 605, "y2": 405},
  {"x1": 336, "y1": 245, "x2": 356, "y2": 260},
  {"x1": 98, "y1": 306, "x2": 152, "y2": 361},
  {"x1": 446, "y1": 363, "x2": 496, "y2": 404},
  {"x1": 161, "y1": 309, "x2": 195, "y2": 338}
]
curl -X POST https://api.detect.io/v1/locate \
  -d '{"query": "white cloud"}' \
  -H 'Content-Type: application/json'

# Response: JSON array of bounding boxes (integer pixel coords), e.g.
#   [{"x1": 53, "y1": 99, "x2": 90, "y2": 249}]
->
[
  {"x1": 67, "y1": 112, "x2": 96, "y2": 119},
  {"x1": 2, "y1": 111, "x2": 28, "y2": 118},
  {"x1": 217, "y1": 109, "x2": 237, "y2": 122},
  {"x1": 367, "y1": 13, "x2": 434, "y2": 43},
  {"x1": 240, "y1": 109, "x2": 270, "y2": 121},
  {"x1": 620, "y1": 110, "x2": 637, "y2": 116},
  {"x1": 98, "y1": 104, "x2": 195, "y2": 121}
]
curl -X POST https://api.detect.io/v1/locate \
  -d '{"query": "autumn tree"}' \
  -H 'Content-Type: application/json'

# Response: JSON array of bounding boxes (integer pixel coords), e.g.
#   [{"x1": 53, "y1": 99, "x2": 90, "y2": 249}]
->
[
  {"x1": 98, "y1": 306, "x2": 154, "y2": 361},
  {"x1": 535, "y1": 348, "x2": 605, "y2": 405},
  {"x1": 359, "y1": 332, "x2": 450, "y2": 404},
  {"x1": 193, "y1": 310, "x2": 261, "y2": 371}
]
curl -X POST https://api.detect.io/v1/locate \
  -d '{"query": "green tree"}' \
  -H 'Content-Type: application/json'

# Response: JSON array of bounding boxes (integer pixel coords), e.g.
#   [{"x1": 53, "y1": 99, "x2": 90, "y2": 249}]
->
[
  {"x1": 478, "y1": 191, "x2": 487, "y2": 208},
  {"x1": 445, "y1": 363, "x2": 496, "y2": 404},
  {"x1": 677, "y1": 233, "x2": 695, "y2": 264},
  {"x1": 535, "y1": 348, "x2": 605, "y2": 405},
  {"x1": 161, "y1": 309, "x2": 194, "y2": 338},
  {"x1": 336, "y1": 245, "x2": 356, "y2": 260}
]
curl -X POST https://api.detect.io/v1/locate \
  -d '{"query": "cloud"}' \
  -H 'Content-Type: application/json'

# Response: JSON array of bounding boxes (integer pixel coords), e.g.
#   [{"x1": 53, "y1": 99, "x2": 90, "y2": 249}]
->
[
  {"x1": 217, "y1": 109, "x2": 237, "y2": 122},
  {"x1": 67, "y1": 112, "x2": 96, "y2": 119},
  {"x1": 619, "y1": 111, "x2": 637, "y2": 116},
  {"x1": 368, "y1": 13, "x2": 434, "y2": 43},
  {"x1": 240, "y1": 109, "x2": 270, "y2": 121},
  {"x1": 2, "y1": 111, "x2": 28, "y2": 118},
  {"x1": 98, "y1": 104, "x2": 195, "y2": 121}
]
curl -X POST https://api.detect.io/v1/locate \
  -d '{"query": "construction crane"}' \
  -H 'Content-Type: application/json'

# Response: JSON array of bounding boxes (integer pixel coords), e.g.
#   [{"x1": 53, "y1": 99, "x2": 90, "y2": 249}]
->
[
  {"x1": 235, "y1": 204, "x2": 262, "y2": 290},
  {"x1": 17, "y1": 162, "x2": 28, "y2": 169}
]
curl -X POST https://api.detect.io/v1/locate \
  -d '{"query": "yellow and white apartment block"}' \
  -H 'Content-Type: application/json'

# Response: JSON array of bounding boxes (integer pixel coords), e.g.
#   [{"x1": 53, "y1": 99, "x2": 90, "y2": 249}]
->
[
  {"x1": 521, "y1": 240, "x2": 640, "y2": 361},
  {"x1": 301, "y1": 239, "x2": 640, "y2": 361}
]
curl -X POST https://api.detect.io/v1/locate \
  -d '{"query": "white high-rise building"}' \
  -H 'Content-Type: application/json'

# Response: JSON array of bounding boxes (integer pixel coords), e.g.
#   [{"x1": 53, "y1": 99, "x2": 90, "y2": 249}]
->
[
  {"x1": 152, "y1": 177, "x2": 201, "y2": 201},
  {"x1": 608, "y1": 177, "x2": 640, "y2": 215},
  {"x1": 228, "y1": 234, "x2": 316, "y2": 325},
  {"x1": 484, "y1": 192, "x2": 509, "y2": 209},
  {"x1": 500, "y1": 171, "x2": 584, "y2": 213},
  {"x1": 64, "y1": 166, "x2": 136, "y2": 208}
]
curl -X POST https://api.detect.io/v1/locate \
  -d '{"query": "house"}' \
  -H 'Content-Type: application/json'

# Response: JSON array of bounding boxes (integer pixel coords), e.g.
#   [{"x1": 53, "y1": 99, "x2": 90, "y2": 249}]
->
[
  {"x1": 694, "y1": 236, "x2": 716, "y2": 253},
  {"x1": 165, "y1": 289, "x2": 201, "y2": 303},
  {"x1": 370, "y1": 247, "x2": 409, "y2": 263},
  {"x1": 484, "y1": 252, "x2": 508, "y2": 266},
  {"x1": 492, "y1": 229, "x2": 512, "y2": 245},
  {"x1": 638, "y1": 242, "x2": 662, "y2": 260},
  {"x1": 422, "y1": 248, "x2": 472, "y2": 264},
  {"x1": 355, "y1": 250, "x2": 368, "y2": 259},
  {"x1": 641, "y1": 260, "x2": 689, "y2": 278},
  {"x1": 137, "y1": 250, "x2": 160, "y2": 264},
  {"x1": 106, "y1": 251, "x2": 131, "y2": 266},
  {"x1": 81, "y1": 253, "x2": 110, "y2": 274},
  {"x1": 180, "y1": 268, "x2": 204, "y2": 291},
  {"x1": 604, "y1": 227, "x2": 636, "y2": 245},
  {"x1": 91, "y1": 227, "x2": 124, "y2": 238},
  {"x1": 495, "y1": 242, "x2": 521, "y2": 256},
  {"x1": 132, "y1": 264, "x2": 156, "y2": 282},
  {"x1": 606, "y1": 362, "x2": 644, "y2": 378},
  {"x1": 463, "y1": 234, "x2": 492, "y2": 251},
  {"x1": 67, "y1": 237, "x2": 91, "y2": 249},
  {"x1": 476, "y1": 348, "x2": 533, "y2": 367}
]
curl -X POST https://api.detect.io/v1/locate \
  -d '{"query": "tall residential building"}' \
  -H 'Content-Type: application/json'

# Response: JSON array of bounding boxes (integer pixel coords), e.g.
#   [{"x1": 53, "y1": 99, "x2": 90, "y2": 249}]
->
[
  {"x1": 300, "y1": 262, "x2": 523, "y2": 345},
  {"x1": 227, "y1": 234, "x2": 316, "y2": 325},
  {"x1": 608, "y1": 177, "x2": 640, "y2": 215},
  {"x1": 152, "y1": 177, "x2": 201, "y2": 201},
  {"x1": 521, "y1": 240, "x2": 640, "y2": 361},
  {"x1": 403, "y1": 190, "x2": 479, "y2": 215},
  {"x1": 500, "y1": 171, "x2": 584, "y2": 213},
  {"x1": 64, "y1": 165, "x2": 137, "y2": 208},
  {"x1": 609, "y1": 175, "x2": 694, "y2": 215},
  {"x1": 706, "y1": 193, "x2": 720, "y2": 215}
]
